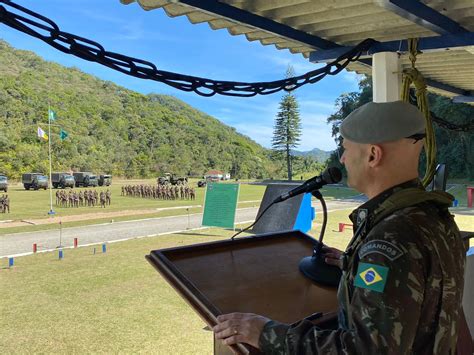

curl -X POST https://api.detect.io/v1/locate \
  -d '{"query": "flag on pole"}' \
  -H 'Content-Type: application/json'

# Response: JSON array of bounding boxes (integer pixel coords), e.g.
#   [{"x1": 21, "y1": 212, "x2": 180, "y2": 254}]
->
[
  {"x1": 59, "y1": 128, "x2": 69, "y2": 141},
  {"x1": 37, "y1": 127, "x2": 48, "y2": 141},
  {"x1": 48, "y1": 109, "x2": 56, "y2": 121}
]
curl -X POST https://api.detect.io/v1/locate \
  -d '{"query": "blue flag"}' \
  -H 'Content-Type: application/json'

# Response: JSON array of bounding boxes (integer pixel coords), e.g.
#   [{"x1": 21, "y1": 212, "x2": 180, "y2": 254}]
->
[{"x1": 59, "y1": 128, "x2": 68, "y2": 141}]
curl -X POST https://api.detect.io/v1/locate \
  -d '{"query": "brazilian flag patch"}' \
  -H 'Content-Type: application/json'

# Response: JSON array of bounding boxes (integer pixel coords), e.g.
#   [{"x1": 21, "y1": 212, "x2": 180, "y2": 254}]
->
[{"x1": 354, "y1": 262, "x2": 389, "y2": 293}]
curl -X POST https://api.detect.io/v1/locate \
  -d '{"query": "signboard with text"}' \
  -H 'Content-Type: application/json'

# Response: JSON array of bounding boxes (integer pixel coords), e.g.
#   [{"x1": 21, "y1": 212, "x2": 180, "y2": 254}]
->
[{"x1": 202, "y1": 183, "x2": 239, "y2": 229}]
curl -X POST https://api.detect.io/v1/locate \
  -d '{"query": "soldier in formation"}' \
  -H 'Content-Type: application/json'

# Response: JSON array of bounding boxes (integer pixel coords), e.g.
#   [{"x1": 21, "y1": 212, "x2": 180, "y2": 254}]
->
[
  {"x1": 122, "y1": 183, "x2": 195, "y2": 201},
  {"x1": 55, "y1": 189, "x2": 111, "y2": 208},
  {"x1": 0, "y1": 194, "x2": 9, "y2": 213}
]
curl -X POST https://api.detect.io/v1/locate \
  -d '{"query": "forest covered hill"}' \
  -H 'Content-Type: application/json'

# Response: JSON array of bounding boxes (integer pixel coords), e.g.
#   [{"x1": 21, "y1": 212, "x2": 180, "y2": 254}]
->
[
  {"x1": 293, "y1": 148, "x2": 331, "y2": 163},
  {"x1": 0, "y1": 40, "x2": 280, "y2": 179}
]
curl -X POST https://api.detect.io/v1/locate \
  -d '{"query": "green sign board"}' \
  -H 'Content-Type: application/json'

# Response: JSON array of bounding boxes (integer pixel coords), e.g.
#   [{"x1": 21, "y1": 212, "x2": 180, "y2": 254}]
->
[{"x1": 202, "y1": 183, "x2": 240, "y2": 229}]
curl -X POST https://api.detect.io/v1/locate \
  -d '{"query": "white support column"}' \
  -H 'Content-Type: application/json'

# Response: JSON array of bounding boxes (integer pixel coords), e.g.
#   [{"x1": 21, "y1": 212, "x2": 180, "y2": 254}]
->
[{"x1": 372, "y1": 52, "x2": 401, "y2": 103}]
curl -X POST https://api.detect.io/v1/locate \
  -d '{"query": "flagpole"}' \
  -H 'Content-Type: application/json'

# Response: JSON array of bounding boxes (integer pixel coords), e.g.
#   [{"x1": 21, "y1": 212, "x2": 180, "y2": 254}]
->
[{"x1": 48, "y1": 104, "x2": 54, "y2": 215}]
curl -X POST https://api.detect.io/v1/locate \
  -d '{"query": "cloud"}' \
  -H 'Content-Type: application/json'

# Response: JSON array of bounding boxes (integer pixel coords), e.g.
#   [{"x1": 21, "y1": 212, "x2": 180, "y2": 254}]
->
[{"x1": 341, "y1": 70, "x2": 363, "y2": 85}]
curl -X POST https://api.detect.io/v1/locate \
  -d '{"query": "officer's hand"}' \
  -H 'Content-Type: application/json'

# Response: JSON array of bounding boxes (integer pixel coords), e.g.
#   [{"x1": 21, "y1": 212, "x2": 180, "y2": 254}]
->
[
  {"x1": 213, "y1": 312, "x2": 270, "y2": 349},
  {"x1": 321, "y1": 246, "x2": 343, "y2": 269}
]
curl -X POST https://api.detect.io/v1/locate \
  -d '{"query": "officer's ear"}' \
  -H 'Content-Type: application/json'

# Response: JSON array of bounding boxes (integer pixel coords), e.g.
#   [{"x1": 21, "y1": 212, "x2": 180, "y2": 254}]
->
[{"x1": 367, "y1": 144, "x2": 383, "y2": 167}]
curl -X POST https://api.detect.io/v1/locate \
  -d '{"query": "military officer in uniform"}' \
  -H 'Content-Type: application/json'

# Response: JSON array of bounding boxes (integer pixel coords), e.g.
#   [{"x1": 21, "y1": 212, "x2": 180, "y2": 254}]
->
[{"x1": 214, "y1": 101, "x2": 466, "y2": 354}]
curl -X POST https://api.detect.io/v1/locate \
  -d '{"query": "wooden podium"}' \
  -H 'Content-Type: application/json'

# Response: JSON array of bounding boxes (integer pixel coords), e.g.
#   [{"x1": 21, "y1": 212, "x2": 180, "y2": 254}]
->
[{"x1": 146, "y1": 231, "x2": 338, "y2": 354}]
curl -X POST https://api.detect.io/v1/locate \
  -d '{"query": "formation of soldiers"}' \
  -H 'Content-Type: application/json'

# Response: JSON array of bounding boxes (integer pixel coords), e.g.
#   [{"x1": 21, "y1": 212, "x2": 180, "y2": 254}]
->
[
  {"x1": 55, "y1": 189, "x2": 111, "y2": 208},
  {"x1": 121, "y1": 184, "x2": 195, "y2": 200},
  {"x1": 0, "y1": 194, "x2": 9, "y2": 213}
]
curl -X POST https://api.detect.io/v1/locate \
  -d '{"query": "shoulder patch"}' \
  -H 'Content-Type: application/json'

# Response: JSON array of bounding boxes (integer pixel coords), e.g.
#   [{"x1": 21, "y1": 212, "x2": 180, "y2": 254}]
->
[
  {"x1": 354, "y1": 262, "x2": 389, "y2": 293},
  {"x1": 358, "y1": 239, "x2": 404, "y2": 261}
]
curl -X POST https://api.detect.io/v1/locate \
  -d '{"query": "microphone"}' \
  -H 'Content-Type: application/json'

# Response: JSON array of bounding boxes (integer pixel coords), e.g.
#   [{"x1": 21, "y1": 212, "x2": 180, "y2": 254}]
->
[{"x1": 273, "y1": 167, "x2": 342, "y2": 203}]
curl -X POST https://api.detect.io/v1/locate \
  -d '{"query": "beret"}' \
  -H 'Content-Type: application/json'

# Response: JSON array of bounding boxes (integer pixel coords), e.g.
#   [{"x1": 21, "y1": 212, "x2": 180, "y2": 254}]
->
[{"x1": 339, "y1": 101, "x2": 426, "y2": 144}]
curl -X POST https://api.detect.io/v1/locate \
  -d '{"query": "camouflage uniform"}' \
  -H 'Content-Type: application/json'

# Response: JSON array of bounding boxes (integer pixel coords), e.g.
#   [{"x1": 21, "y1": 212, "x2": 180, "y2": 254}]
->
[{"x1": 259, "y1": 180, "x2": 466, "y2": 354}]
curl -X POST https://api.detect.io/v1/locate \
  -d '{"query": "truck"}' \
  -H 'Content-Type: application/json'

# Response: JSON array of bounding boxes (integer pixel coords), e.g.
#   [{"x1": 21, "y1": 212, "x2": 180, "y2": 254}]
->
[
  {"x1": 0, "y1": 174, "x2": 8, "y2": 192},
  {"x1": 98, "y1": 174, "x2": 112, "y2": 186},
  {"x1": 157, "y1": 173, "x2": 188, "y2": 186},
  {"x1": 73, "y1": 172, "x2": 99, "y2": 187},
  {"x1": 52, "y1": 172, "x2": 75, "y2": 189},
  {"x1": 22, "y1": 173, "x2": 48, "y2": 190}
]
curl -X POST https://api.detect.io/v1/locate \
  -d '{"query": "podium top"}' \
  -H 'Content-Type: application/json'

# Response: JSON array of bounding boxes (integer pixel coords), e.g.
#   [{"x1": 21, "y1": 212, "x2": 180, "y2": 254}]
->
[{"x1": 147, "y1": 231, "x2": 338, "y2": 336}]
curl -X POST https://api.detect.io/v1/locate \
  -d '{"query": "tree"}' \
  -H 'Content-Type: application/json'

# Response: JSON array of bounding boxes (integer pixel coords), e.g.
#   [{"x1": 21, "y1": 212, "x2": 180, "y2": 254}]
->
[
  {"x1": 272, "y1": 66, "x2": 302, "y2": 181},
  {"x1": 325, "y1": 76, "x2": 373, "y2": 173}
]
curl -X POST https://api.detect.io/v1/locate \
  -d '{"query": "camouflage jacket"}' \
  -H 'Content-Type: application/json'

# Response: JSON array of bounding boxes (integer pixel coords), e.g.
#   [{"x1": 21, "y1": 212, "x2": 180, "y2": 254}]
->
[{"x1": 259, "y1": 180, "x2": 466, "y2": 354}]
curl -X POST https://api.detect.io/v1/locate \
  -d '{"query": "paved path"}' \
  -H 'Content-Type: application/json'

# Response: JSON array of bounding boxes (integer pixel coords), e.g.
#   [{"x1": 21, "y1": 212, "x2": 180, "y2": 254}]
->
[{"x1": 0, "y1": 200, "x2": 360, "y2": 258}]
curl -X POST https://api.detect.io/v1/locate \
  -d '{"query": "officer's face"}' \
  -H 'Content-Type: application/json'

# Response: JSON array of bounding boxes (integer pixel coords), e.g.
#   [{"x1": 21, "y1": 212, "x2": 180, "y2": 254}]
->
[{"x1": 339, "y1": 139, "x2": 369, "y2": 193}]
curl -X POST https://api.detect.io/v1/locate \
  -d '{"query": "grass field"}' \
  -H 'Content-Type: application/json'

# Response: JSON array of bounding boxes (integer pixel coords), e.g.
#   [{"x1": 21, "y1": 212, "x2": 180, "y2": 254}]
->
[
  {"x1": 0, "y1": 180, "x2": 360, "y2": 221},
  {"x1": 0, "y1": 201, "x2": 472, "y2": 353},
  {"x1": 0, "y1": 182, "x2": 359, "y2": 235},
  {"x1": 0, "y1": 209, "x2": 355, "y2": 354}
]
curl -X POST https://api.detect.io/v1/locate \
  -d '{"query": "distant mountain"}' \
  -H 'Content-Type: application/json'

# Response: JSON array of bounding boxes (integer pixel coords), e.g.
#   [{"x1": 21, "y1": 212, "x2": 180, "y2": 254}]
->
[{"x1": 292, "y1": 148, "x2": 331, "y2": 163}]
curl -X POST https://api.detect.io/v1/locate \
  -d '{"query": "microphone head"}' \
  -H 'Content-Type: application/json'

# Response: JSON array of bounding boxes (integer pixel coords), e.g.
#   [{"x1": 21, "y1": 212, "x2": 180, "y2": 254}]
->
[{"x1": 323, "y1": 167, "x2": 342, "y2": 184}]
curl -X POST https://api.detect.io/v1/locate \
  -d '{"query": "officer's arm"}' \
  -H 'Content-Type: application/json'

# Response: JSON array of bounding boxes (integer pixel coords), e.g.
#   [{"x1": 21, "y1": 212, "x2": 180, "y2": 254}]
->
[{"x1": 259, "y1": 218, "x2": 425, "y2": 354}]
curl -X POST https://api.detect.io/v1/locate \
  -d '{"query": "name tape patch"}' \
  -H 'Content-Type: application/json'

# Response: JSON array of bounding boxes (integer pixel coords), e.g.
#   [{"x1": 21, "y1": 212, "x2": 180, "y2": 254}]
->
[{"x1": 358, "y1": 240, "x2": 404, "y2": 261}]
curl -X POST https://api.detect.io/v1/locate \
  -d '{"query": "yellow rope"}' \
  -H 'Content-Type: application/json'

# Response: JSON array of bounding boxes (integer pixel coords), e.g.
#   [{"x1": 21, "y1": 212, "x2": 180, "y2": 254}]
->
[{"x1": 401, "y1": 38, "x2": 436, "y2": 187}]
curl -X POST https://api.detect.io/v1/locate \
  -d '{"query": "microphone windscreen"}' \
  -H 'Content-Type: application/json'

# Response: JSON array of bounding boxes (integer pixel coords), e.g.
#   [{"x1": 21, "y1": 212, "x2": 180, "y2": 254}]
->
[{"x1": 324, "y1": 167, "x2": 342, "y2": 184}]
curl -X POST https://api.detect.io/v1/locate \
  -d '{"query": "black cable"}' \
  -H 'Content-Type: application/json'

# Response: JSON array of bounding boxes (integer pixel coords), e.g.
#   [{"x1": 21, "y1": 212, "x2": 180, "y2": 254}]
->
[{"x1": 230, "y1": 199, "x2": 275, "y2": 240}]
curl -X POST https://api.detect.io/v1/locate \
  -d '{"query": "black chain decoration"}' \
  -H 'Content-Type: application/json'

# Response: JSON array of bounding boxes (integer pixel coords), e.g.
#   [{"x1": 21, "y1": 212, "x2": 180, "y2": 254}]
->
[
  {"x1": 0, "y1": 0, "x2": 376, "y2": 97},
  {"x1": 409, "y1": 92, "x2": 474, "y2": 132},
  {"x1": 431, "y1": 114, "x2": 474, "y2": 132}
]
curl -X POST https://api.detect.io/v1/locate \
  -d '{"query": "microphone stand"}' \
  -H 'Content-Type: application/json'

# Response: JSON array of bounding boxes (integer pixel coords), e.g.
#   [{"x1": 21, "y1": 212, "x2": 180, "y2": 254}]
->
[
  {"x1": 298, "y1": 189, "x2": 342, "y2": 287},
  {"x1": 312, "y1": 190, "x2": 327, "y2": 257}
]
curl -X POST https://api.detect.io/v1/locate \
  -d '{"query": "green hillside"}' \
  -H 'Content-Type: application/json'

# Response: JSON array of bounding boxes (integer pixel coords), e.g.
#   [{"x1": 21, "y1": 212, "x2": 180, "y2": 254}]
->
[{"x1": 0, "y1": 40, "x2": 277, "y2": 179}]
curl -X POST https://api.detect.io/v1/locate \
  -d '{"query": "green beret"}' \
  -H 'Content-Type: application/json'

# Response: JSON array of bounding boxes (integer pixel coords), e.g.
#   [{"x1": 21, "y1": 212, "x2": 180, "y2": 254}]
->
[{"x1": 340, "y1": 101, "x2": 426, "y2": 144}]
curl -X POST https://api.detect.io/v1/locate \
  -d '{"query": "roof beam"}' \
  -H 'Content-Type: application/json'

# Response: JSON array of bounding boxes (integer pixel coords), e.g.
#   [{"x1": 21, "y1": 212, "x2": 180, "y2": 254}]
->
[
  {"x1": 452, "y1": 95, "x2": 474, "y2": 104},
  {"x1": 377, "y1": 0, "x2": 469, "y2": 35},
  {"x1": 424, "y1": 79, "x2": 471, "y2": 97},
  {"x1": 174, "y1": 0, "x2": 341, "y2": 50},
  {"x1": 174, "y1": 1, "x2": 469, "y2": 99},
  {"x1": 309, "y1": 32, "x2": 474, "y2": 62}
]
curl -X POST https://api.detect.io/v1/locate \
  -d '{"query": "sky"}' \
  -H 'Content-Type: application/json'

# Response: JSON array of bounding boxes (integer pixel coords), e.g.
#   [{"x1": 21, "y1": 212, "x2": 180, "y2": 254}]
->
[{"x1": 0, "y1": 0, "x2": 363, "y2": 152}]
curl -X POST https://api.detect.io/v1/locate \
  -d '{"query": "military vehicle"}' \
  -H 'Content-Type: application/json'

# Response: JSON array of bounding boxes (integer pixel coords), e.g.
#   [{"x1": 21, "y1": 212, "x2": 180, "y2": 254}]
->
[
  {"x1": 51, "y1": 172, "x2": 75, "y2": 189},
  {"x1": 0, "y1": 174, "x2": 8, "y2": 192},
  {"x1": 22, "y1": 173, "x2": 48, "y2": 190},
  {"x1": 197, "y1": 179, "x2": 207, "y2": 187},
  {"x1": 157, "y1": 173, "x2": 188, "y2": 186},
  {"x1": 73, "y1": 172, "x2": 99, "y2": 187},
  {"x1": 98, "y1": 174, "x2": 112, "y2": 186}
]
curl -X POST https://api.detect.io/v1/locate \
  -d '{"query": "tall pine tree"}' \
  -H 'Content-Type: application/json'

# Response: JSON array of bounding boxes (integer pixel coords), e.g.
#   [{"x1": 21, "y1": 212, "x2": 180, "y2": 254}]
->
[{"x1": 272, "y1": 66, "x2": 302, "y2": 181}]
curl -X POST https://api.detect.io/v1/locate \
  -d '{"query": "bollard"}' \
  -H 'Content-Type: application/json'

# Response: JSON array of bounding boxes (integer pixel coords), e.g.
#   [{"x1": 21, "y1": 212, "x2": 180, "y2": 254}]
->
[
  {"x1": 102, "y1": 243, "x2": 107, "y2": 253},
  {"x1": 8, "y1": 257, "x2": 14, "y2": 268},
  {"x1": 74, "y1": 238, "x2": 78, "y2": 248},
  {"x1": 33, "y1": 243, "x2": 37, "y2": 253},
  {"x1": 58, "y1": 250, "x2": 63, "y2": 260}
]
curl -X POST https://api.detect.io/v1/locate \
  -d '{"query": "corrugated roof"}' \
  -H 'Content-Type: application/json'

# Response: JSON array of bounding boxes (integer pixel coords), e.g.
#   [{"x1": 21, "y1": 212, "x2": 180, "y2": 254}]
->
[{"x1": 121, "y1": 0, "x2": 474, "y2": 100}]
